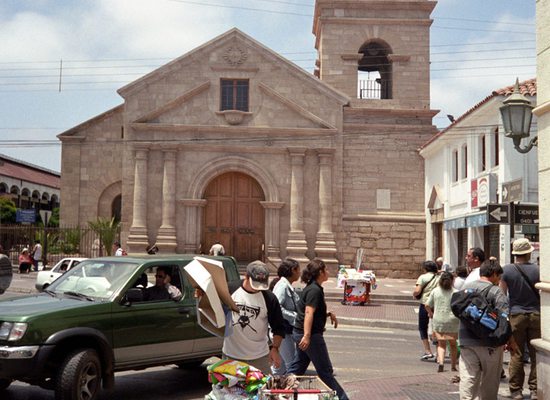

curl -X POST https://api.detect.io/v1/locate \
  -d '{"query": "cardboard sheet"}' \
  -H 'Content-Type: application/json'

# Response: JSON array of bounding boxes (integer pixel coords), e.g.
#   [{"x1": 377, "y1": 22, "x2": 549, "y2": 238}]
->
[{"x1": 184, "y1": 257, "x2": 238, "y2": 337}]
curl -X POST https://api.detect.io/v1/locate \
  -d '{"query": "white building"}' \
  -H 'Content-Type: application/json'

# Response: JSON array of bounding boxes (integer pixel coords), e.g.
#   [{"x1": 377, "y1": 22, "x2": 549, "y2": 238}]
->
[{"x1": 420, "y1": 79, "x2": 537, "y2": 268}]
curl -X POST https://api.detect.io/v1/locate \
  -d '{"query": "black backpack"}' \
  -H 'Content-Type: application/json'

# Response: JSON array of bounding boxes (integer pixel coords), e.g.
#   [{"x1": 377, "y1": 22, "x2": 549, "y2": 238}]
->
[{"x1": 450, "y1": 285, "x2": 512, "y2": 346}]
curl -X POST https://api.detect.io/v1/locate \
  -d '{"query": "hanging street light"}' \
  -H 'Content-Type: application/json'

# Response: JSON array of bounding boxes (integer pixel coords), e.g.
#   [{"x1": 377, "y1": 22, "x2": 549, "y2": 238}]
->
[{"x1": 499, "y1": 78, "x2": 536, "y2": 153}]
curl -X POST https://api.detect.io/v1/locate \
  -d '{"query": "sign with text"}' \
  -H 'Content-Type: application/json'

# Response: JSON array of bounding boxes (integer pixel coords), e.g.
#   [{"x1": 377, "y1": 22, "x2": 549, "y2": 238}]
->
[
  {"x1": 514, "y1": 204, "x2": 539, "y2": 225},
  {"x1": 16, "y1": 209, "x2": 36, "y2": 224},
  {"x1": 502, "y1": 179, "x2": 523, "y2": 203},
  {"x1": 487, "y1": 203, "x2": 510, "y2": 224}
]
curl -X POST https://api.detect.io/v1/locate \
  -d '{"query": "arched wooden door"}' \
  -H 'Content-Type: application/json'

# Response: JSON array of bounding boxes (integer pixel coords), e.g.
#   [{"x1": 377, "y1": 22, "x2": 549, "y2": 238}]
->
[{"x1": 202, "y1": 172, "x2": 265, "y2": 262}]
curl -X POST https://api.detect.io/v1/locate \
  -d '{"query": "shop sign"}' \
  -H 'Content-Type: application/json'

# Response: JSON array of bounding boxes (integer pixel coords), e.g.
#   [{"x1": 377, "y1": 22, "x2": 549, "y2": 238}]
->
[
  {"x1": 465, "y1": 213, "x2": 487, "y2": 228},
  {"x1": 471, "y1": 174, "x2": 496, "y2": 208},
  {"x1": 443, "y1": 217, "x2": 466, "y2": 230}
]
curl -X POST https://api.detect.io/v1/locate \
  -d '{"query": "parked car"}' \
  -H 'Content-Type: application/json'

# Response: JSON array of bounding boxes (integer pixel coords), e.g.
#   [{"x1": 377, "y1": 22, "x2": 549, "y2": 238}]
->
[
  {"x1": 35, "y1": 257, "x2": 87, "y2": 292},
  {"x1": 0, "y1": 255, "x2": 240, "y2": 400}
]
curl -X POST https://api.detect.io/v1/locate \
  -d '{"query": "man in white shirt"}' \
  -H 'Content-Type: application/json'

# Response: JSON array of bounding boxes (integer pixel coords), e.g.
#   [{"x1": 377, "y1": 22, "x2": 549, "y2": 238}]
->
[
  {"x1": 209, "y1": 241, "x2": 225, "y2": 256},
  {"x1": 464, "y1": 247, "x2": 485, "y2": 285},
  {"x1": 223, "y1": 261, "x2": 285, "y2": 373}
]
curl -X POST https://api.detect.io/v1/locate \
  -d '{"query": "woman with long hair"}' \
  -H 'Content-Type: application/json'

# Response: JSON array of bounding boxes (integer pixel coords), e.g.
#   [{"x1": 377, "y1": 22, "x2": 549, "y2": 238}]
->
[
  {"x1": 270, "y1": 258, "x2": 301, "y2": 375},
  {"x1": 287, "y1": 259, "x2": 349, "y2": 400},
  {"x1": 413, "y1": 260, "x2": 440, "y2": 360},
  {"x1": 425, "y1": 271, "x2": 459, "y2": 372}
]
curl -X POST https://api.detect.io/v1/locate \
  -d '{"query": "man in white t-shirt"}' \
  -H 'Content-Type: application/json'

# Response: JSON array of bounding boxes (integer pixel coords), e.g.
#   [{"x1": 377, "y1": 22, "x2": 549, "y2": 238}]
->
[
  {"x1": 32, "y1": 240, "x2": 43, "y2": 270},
  {"x1": 223, "y1": 261, "x2": 285, "y2": 373},
  {"x1": 463, "y1": 247, "x2": 485, "y2": 285}
]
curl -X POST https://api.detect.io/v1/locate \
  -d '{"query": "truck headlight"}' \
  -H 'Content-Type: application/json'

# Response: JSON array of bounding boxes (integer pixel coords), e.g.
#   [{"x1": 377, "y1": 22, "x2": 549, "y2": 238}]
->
[{"x1": 0, "y1": 322, "x2": 28, "y2": 341}]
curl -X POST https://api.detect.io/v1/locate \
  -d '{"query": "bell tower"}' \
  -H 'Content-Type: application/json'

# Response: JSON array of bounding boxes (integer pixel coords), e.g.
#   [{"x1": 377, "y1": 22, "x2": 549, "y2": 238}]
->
[
  {"x1": 312, "y1": 0, "x2": 440, "y2": 277},
  {"x1": 313, "y1": 0, "x2": 437, "y2": 107}
]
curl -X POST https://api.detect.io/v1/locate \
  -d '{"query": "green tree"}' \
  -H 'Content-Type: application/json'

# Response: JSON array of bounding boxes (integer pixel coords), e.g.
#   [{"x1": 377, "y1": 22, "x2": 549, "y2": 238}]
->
[
  {"x1": 48, "y1": 208, "x2": 60, "y2": 227},
  {"x1": 0, "y1": 197, "x2": 17, "y2": 224},
  {"x1": 87, "y1": 217, "x2": 120, "y2": 256}
]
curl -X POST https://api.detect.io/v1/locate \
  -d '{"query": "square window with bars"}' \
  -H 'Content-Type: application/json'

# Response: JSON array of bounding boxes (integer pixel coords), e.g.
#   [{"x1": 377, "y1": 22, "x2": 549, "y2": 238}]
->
[{"x1": 220, "y1": 79, "x2": 249, "y2": 111}]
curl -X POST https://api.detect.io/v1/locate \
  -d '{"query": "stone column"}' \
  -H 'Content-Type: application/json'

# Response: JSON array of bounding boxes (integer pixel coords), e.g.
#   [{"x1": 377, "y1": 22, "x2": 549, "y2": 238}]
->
[
  {"x1": 314, "y1": 149, "x2": 338, "y2": 268},
  {"x1": 127, "y1": 147, "x2": 149, "y2": 252},
  {"x1": 260, "y1": 201, "x2": 285, "y2": 265},
  {"x1": 179, "y1": 199, "x2": 207, "y2": 254},
  {"x1": 156, "y1": 150, "x2": 178, "y2": 253},
  {"x1": 285, "y1": 148, "x2": 309, "y2": 263}
]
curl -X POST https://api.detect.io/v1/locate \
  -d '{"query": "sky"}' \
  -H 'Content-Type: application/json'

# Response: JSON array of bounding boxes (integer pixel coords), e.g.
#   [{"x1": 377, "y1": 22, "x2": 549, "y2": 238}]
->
[{"x1": 0, "y1": 0, "x2": 536, "y2": 172}]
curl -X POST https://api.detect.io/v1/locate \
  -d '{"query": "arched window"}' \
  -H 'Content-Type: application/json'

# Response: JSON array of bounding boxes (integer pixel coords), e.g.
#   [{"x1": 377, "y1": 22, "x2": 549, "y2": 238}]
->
[
  {"x1": 10, "y1": 185, "x2": 20, "y2": 195},
  {"x1": 111, "y1": 195, "x2": 121, "y2": 223},
  {"x1": 50, "y1": 194, "x2": 59, "y2": 209},
  {"x1": 357, "y1": 40, "x2": 392, "y2": 99},
  {"x1": 0, "y1": 183, "x2": 8, "y2": 194},
  {"x1": 21, "y1": 188, "x2": 30, "y2": 197}
]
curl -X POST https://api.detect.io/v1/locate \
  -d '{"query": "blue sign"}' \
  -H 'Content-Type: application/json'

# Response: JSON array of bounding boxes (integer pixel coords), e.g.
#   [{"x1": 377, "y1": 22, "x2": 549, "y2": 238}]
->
[
  {"x1": 466, "y1": 213, "x2": 487, "y2": 228},
  {"x1": 444, "y1": 217, "x2": 466, "y2": 230},
  {"x1": 16, "y1": 209, "x2": 36, "y2": 223}
]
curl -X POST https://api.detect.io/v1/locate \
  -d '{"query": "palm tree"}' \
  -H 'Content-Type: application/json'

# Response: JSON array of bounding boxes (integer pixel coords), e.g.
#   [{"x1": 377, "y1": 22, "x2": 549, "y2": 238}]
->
[{"x1": 88, "y1": 217, "x2": 120, "y2": 256}]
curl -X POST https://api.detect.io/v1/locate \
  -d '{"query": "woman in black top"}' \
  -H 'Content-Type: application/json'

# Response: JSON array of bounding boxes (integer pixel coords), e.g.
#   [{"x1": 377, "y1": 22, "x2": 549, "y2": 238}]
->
[{"x1": 287, "y1": 259, "x2": 349, "y2": 400}]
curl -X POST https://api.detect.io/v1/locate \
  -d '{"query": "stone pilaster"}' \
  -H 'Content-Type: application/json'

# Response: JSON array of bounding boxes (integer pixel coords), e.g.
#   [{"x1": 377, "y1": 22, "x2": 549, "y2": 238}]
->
[
  {"x1": 127, "y1": 147, "x2": 149, "y2": 252},
  {"x1": 179, "y1": 199, "x2": 207, "y2": 254},
  {"x1": 260, "y1": 201, "x2": 285, "y2": 265},
  {"x1": 156, "y1": 150, "x2": 178, "y2": 253},
  {"x1": 314, "y1": 149, "x2": 338, "y2": 268},
  {"x1": 285, "y1": 148, "x2": 309, "y2": 263}
]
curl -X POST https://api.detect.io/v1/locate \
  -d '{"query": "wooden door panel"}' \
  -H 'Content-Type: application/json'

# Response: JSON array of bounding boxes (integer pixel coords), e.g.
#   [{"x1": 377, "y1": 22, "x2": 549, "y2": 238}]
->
[{"x1": 202, "y1": 172, "x2": 265, "y2": 262}]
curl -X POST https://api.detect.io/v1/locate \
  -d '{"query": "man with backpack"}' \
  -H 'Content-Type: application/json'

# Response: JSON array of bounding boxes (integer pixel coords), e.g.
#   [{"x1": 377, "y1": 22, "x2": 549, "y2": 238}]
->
[
  {"x1": 500, "y1": 238, "x2": 540, "y2": 400},
  {"x1": 457, "y1": 259, "x2": 516, "y2": 400}
]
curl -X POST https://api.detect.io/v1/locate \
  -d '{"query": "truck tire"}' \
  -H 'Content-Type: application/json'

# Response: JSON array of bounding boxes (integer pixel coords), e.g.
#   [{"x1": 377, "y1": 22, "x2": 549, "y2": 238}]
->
[
  {"x1": 0, "y1": 378, "x2": 12, "y2": 390},
  {"x1": 55, "y1": 349, "x2": 101, "y2": 400}
]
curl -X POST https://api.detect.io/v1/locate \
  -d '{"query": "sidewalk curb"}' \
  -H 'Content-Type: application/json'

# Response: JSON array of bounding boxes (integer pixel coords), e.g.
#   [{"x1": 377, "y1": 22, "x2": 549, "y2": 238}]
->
[{"x1": 339, "y1": 316, "x2": 416, "y2": 331}]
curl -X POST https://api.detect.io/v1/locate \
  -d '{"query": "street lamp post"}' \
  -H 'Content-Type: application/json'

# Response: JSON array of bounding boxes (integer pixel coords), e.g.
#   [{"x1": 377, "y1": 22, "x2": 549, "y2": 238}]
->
[{"x1": 499, "y1": 78, "x2": 536, "y2": 153}]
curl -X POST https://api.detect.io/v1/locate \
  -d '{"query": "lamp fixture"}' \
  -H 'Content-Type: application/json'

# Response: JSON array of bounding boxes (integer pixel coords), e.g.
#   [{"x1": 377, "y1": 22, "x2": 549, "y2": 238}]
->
[{"x1": 499, "y1": 78, "x2": 536, "y2": 154}]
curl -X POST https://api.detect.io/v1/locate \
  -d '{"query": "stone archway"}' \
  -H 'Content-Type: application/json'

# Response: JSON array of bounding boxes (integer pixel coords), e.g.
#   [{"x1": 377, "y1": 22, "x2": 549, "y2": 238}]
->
[
  {"x1": 98, "y1": 181, "x2": 122, "y2": 220},
  {"x1": 202, "y1": 172, "x2": 265, "y2": 262}
]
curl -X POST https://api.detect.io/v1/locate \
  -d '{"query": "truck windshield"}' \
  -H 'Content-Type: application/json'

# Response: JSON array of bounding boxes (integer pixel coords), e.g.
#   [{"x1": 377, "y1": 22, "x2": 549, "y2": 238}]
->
[{"x1": 47, "y1": 260, "x2": 139, "y2": 300}]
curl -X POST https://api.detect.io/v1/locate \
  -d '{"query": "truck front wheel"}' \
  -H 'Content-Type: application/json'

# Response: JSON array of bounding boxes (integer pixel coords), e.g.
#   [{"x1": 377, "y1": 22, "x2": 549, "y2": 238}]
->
[{"x1": 55, "y1": 349, "x2": 102, "y2": 400}]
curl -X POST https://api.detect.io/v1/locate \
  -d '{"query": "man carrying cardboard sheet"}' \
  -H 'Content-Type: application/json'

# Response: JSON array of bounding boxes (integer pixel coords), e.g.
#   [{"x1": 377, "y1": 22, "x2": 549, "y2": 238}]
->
[{"x1": 222, "y1": 261, "x2": 286, "y2": 373}]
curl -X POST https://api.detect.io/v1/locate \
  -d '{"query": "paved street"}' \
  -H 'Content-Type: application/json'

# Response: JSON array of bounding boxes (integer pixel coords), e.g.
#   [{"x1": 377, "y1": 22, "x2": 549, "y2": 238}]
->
[{"x1": 2, "y1": 274, "x2": 532, "y2": 399}]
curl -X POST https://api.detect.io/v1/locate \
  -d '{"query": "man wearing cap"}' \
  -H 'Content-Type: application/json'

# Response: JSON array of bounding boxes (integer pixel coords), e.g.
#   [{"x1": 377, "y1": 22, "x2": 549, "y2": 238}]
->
[
  {"x1": 500, "y1": 238, "x2": 541, "y2": 400},
  {"x1": 223, "y1": 260, "x2": 286, "y2": 373}
]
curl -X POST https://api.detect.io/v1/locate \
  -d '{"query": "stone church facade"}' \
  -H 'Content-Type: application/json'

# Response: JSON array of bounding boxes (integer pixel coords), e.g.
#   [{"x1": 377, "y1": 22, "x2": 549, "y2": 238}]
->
[{"x1": 59, "y1": 0, "x2": 438, "y2": 277}]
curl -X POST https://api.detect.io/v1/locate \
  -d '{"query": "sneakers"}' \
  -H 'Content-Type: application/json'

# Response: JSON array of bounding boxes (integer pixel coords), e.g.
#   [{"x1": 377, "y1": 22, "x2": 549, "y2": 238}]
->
[
  {"x1": 437, "y1": 364, "x2": 444, "y2": 373},
  {"x1": 420, "y1": 353, "x2": 435, "y2": 360},
  {"x1": 510, "y1": 390, "x2": 523, "y2": 400}
]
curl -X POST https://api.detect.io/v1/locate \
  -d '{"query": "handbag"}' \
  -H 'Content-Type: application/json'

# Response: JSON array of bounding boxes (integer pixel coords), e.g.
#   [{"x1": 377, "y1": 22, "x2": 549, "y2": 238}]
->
[{"x1": 414, "y1": 273, "x2": 436, "y2": 300}]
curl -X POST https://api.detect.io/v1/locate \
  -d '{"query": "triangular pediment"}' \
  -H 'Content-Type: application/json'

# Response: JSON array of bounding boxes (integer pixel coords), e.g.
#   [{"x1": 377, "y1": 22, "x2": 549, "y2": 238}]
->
[
  {"x1": 118, "y1": 28, "x2": 348, "y2": 106},
  {"x1": 125, "y1": 28, "x2": 346, "y2": 130},
  {"x1": 427, "y1": 184, "x2": 444, "y2": 209}
]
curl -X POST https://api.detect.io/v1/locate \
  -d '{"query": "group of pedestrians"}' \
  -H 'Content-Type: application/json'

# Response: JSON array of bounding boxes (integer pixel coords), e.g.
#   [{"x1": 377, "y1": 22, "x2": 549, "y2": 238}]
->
[
  {"x1": 414, "y1": 238, "x2": 541, "y2": 400},
  {"x1": 17, "y1": 240, "x2": 42, "y2": 273},
  {"x1": 210, "y1": 257, "x2": 349, "y2": 400}
]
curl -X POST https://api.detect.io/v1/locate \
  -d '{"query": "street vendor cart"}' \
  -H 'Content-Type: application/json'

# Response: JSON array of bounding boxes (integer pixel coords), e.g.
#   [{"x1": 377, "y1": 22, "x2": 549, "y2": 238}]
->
[
  {"x1": 258, "y1": 376, "x2": 336, "y2": 400},
  {"x1": 338, "y1": 268, "x2": 376, "y2": 306}
]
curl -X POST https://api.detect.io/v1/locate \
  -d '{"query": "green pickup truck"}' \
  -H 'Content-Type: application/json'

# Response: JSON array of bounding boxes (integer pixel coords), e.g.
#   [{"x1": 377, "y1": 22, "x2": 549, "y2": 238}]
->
[{"x1": 0, "y1": 255, "x2": 240, "y2": 400}]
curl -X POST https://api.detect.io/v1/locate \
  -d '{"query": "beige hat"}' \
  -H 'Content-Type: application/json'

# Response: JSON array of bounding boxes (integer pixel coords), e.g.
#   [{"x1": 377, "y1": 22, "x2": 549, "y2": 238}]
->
[{"x1": 512, "y1": 238, "x2": 535, "y2": 255}]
